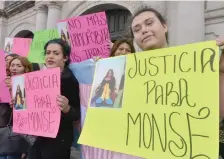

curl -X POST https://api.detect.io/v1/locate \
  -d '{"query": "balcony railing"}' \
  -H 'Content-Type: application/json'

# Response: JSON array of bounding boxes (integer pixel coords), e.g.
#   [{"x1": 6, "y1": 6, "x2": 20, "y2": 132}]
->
[
  {"x1": 4, "y1": 1, "x2": 35, "y2": 18},
  {"x1": 4, "y1": 1, "x2": 22, "y2": 9}
]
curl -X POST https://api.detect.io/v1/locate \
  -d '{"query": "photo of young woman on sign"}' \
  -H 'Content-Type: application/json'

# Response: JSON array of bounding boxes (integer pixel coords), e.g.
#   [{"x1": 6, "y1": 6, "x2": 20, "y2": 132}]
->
[{"x1": 91, "y1": 56, "x2": 126, "y2": 108}]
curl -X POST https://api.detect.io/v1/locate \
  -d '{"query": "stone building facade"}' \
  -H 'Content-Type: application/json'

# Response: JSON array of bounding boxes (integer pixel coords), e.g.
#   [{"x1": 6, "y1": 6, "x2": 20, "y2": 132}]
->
[{"x1": 0, "y1": 1, "x2": 223, "y2": 51}]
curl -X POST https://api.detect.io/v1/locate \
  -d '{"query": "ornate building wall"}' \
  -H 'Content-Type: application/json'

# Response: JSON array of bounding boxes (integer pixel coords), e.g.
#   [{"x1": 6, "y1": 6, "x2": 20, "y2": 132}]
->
[{"x1": 0, "y1": 1, "x2": 223, "y2": 50}]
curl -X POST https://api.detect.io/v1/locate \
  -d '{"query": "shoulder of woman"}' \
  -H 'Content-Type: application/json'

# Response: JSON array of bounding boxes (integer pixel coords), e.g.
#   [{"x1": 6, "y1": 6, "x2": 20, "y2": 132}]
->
[{"x1": 61, "y1": 67, "x2": 79, "y2": 84}]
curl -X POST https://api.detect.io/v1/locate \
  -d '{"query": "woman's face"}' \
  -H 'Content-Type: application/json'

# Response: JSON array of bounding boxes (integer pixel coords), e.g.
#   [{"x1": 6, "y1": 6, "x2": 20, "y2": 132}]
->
[
  {"x1": 131, "y1": 11, "x2": 168, "y2": 51},
  {"x1": 107, "y1": 71, "x2": 112, "y2": 77},
  {"x1": 45, "y1": 43, "x2": 67, "y2": 70},
  {"x1": 114, "y1": 43, "x2": 132, "y2": 56},
  {"x1": 10, "y1": 59, "x2": 25, "y2": 75},
  {"x1": 5, "y1": 56, "x2": 13, "y2": 67}
]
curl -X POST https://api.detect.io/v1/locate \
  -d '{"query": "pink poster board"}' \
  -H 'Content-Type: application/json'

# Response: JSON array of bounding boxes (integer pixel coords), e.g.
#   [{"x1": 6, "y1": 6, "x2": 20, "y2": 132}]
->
[
  {"x1": 11, "y1": 38, "x2": 32, "y2": 57},
  {"x1": 57, "y1": 11, "x2": 111, "y2": 63},
  {"x1": 4, "y1": 37, "x2": 32, "y2": 57},
  {"x1": 12, "y1": 68, "x2": 61, "y2": 138},
  {"x1": 0, "y1": 50, "x2": 11, "y2": 103}
]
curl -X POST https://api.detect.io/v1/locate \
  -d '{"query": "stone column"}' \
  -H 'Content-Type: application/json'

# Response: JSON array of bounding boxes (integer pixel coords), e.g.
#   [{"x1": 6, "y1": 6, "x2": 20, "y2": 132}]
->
[
  {"x1": 166, "y1": 1, "x2": 205, "y2": 46},
  {"x1": 35, "y1": 5, "x2": 48, "y2": 31},
  {"x1": 0, "y1": 2, "x2": 6, "y2": 48},
  {"x1": 0, "y1": 1, "x2": 4, "y2": 10},
  {"x1": 0, "y1": 17, "x2": 7, "y2": 48},
  {"x1": 46, "y1": 2, "x2": 62, "y2": 29}
]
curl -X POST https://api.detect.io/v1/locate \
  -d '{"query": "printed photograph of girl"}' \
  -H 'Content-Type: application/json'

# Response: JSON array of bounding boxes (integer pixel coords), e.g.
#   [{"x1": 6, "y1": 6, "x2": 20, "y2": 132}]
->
[
  {"x1": 4, "y1": 38, "x2": 13, "y2": 54},
  {"x1": 57, "y1": 21, "x2": 70, "y2": 46},
  {"x1": 12, "y1": 75, "x2": 26, "y2": 110},
  {"x1": 91, "y1": 56, "x2": 126, "y2": 108}
]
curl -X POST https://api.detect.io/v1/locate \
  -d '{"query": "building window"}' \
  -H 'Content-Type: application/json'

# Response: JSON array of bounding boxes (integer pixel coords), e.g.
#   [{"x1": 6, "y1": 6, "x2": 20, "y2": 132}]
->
[{"x1": 106, "y1": 9, "x2": 132, "y2": 41}]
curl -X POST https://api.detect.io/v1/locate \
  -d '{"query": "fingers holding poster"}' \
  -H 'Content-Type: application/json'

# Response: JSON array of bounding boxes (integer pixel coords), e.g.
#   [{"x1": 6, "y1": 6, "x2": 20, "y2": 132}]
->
[{"x1": 90, "y1": 56, "x2": 126, "y2": 108}]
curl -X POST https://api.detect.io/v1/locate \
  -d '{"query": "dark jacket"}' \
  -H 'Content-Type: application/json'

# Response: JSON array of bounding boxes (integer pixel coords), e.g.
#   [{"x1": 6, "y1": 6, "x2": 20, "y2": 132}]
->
[
  {"x1": 57, "y1": 66, "x2": 81, "y2": 139},
  {"x1": 0, "y1": 103, "x2": 12, "y2": 127},
  {"x1": 29, "y1": 67, "x2": 81, "y2": 159}
]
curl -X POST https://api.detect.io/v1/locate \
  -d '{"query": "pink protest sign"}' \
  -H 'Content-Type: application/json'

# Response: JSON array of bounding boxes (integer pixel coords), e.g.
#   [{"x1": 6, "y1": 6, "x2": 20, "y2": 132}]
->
[
  {"x1": 11, "y1": 38, "x2": 32, "y2": 57},
  {"x1": 0, "y1": 50, "x2": 11, "y2": 103},
  {"x1": 57, "y1": 12, "x2": 111, "y2": 63},
  {"x1": 12, "y1": 68, "x2": 61, "y2": 138}
]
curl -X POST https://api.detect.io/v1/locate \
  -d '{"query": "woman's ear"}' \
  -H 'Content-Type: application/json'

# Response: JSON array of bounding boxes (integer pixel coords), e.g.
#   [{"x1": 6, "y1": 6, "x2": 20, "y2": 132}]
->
[
  {"x1": 163, "y1": 23, "x2": 168, "y2": 34},
  {"x1": 64, "y1": 56, "x2": 68, "y2": 63}
]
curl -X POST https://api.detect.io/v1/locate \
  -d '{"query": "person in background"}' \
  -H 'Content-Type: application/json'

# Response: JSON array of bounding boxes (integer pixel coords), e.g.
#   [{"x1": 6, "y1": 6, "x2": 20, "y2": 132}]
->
[
  {"x1": 5, "y1": 54, "x2": 18, "y2": 67},
  {"x1": 110, "y1": 39, "x2": 135, "y2": 57},
  {"x1": 109, "y1": 39, "x2": 135, "y2": 108},
  {"x1": 130, "y1": 7, "x2": 224, "y2": 158},
  {"x1": 0, "y1": 56, "x2": 32, "y2": 159},
  {"x1": 28, "y1": 38, "x2": 80, "y2": 159},
  {"x1": 31, "y1": 63, "x2": 40, "y2": 71},
  {"x1": 5, "y1": 54, "x2": 19, "y2": 76},
  {"x1": 5, "y1": 54, "x2": 39, "y2": 72}
]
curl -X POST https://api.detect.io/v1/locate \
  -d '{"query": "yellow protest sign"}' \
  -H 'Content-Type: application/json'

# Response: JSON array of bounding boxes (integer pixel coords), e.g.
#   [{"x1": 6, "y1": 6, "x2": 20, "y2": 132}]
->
[{"x1": 79, "y1": 41, "x2": 219, "y2": 159}]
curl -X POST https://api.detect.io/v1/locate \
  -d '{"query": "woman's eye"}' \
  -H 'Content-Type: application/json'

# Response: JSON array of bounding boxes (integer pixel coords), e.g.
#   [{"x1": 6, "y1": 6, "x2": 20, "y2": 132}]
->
[
  {"x1": 134, "y1": 28, "x2": 140, "y2": 32},
  {"x1": 119, "y1": 48, "x2": 123, "y2": 51},
  {"x1": 54, "y1": 52, "x2": 59, "y2": 55},
  {"x1": 146, "y1": 20, "x2": 153, "y2": 26}
]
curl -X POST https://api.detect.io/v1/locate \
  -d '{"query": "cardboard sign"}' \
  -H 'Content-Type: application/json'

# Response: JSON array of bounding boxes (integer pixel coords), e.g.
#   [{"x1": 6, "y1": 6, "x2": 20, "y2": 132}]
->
[
  {"x1": 4, "y1": 37, "x2": 32, "y2": 57},
  {"x1": 79, "y1": 41, "x2": 219, "y2": 159},
  {"x1": 28, "y1": 29, "x2": 59, "y2": 63},
  {"x1": 12, "y1": 38, "x2": 32, "y2": 57},
  {"x1": 57, "y1": 12, "x2": 111, "y2": 63},
  {"x1": 69, "y1": 59, "x2": 143, "y2": 159},
  {"x1": 12, "y1": 68, "x2": 61, "y2": 138},
  {"x1": 0, "y1": 50, "x2": 10, "y2": 103}
]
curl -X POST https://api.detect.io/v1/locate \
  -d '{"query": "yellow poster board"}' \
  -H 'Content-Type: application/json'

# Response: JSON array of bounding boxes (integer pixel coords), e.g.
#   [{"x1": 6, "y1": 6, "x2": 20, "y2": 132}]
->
[{"x1": 79, "y1": 41, "x2": 219, "y2": 159}]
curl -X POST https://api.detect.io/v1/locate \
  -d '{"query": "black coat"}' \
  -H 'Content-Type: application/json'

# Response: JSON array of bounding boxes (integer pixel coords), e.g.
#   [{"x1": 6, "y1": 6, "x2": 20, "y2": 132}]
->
[
  {"x1": 28, "y1": 66, "x2": 80, "y2": 159},
  {"x1": 0, "y1": 103, "x2": 11, "y2": 127}
]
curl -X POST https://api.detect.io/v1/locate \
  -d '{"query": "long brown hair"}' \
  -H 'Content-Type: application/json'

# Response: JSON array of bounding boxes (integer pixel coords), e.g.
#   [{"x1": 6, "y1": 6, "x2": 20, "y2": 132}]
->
[
  {"x1": 8, "y1": 56, "x2": 33, "y2": 75},
  {"x1": 110, "y1": 39, "x2": 136, "y2": 57}
]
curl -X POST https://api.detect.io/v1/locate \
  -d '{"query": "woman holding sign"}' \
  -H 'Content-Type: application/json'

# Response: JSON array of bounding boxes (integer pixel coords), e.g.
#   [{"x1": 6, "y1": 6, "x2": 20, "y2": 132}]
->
[
  {"x1": 0, "y1": 56, "x2": 32, "y2": 159},
  {"x1": 28, "y1": 38, "x2": 80, "y2": 159},
  {"x1": 130, "y1": 7, "x2": 224, "y2": 159}
]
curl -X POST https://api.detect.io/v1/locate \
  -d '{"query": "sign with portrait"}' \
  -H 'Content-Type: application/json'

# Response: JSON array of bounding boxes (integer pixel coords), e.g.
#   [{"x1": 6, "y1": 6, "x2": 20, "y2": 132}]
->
[
  {"x1": 79, "y1": 41, "x2": 219, "y2": 159},
  {"x1": 12, "y1": 68, "x2": 61, "y2": 138}
]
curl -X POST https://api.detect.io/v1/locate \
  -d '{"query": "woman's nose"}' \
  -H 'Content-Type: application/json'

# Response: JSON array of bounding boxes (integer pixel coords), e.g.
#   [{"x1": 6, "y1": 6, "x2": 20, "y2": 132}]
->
[{"x1": 142, "y1": 25, "x2": 149, "y2": 34}]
